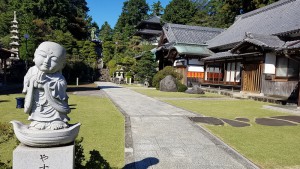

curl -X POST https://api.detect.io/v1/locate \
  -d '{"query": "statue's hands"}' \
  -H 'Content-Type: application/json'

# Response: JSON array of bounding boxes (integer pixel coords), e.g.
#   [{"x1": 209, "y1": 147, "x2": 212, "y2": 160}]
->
[
  {"x1": 34, "y1": 75, "x2": 49, "y2": 88},
  {"x1": 36, "y1": 81, "x2": 44, "y2": 89}
]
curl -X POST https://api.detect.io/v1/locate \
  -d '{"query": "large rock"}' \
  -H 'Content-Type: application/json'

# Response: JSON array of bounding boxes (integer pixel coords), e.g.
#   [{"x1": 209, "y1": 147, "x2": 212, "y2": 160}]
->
[
  {"x1": 159, "y1": 75, "x2": 177, "y2": 92},
  {"x1": 185, "y1": 85, "x2": 205, "y2": 94}
]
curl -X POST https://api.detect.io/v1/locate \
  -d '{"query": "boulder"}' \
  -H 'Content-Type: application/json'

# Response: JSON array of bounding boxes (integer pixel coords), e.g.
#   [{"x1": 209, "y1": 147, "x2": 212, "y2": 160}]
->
[
  {"x1": 159, "y1": 75, "x2": 177, "y2": 92},
  {"x1": 185, "y1": 85, "x2": 205, "y2": 94}
]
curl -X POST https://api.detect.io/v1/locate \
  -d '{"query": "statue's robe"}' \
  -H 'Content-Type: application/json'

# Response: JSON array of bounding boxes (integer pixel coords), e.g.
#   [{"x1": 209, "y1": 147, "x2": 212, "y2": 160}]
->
[{"x1": 23, "y1": 66, "x2": 70, "y2": 123}]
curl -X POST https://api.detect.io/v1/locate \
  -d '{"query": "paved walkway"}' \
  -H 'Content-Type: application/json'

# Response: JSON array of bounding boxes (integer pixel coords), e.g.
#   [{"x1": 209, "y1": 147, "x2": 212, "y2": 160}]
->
[{"x1": 95, "y1": 82, "x2": 259, "y2": 169}]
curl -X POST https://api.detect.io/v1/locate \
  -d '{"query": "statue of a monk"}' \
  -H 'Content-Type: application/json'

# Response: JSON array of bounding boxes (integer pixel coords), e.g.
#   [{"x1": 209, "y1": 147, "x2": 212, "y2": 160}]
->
[{"x1": 22, "y1": 41, "x2": 70, "y2": 130}]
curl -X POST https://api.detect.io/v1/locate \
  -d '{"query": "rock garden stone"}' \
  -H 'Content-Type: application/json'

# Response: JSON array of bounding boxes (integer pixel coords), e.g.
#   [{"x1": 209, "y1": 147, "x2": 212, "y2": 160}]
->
[
  {"x1": 255, "y1": 118, "x2": 297, "y2": 126},
  {"x1": 159, "y1": 75, "x2": 177, "y2": 92},
  {"x1": 185, "y1": 85, "x2": 205, "y2": 94},
  {"x1": 221, "y1": 118, "x2": 250, "y2": 127},
  {"x1": 189, "y1": 117, "x2": 224, "y2": 125}
]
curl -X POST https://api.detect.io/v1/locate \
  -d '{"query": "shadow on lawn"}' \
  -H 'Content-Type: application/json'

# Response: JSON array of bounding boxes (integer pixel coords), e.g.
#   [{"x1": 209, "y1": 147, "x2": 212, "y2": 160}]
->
[
  {"x1": 98, "y1": 86, "x2": 122, "y2": 89},
  {"x1": 75, "y1": 137, "x2": 112, "y2": 169},
  {"x1": 123, "y1": 157, "x2": 159, "y2": 169},
  {"x1": 67, "y1": 87, "x2": 100, "y2": 92},
  {"x1": 0, "y1": 100, "x2": 10, "y2": 103},
  {"x1": 69, "y1": 104, "x2": 77, "y2": 110}
]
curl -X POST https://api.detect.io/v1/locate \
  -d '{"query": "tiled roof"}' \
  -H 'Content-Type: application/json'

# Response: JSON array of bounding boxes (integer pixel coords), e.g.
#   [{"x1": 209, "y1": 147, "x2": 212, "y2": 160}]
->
[
  {"x1": 282, "y1": 40, "x2": 300, "y2": 49},
  {"x1": 231, "y1": 32, "x2": 285, "y2": 51},
  {"x1": 205, "y1": 37, "x2": 300, "y2": 61},
  {"x1": 203, "y1": 51, "x2": 262, "y2": 61},
  {"x1": 135, "y1": 29, "x2": 162, "y2": 36},
  {"x1": 163, "y1": 23, "x2": 224, "y2": 45},
  {"x1": 0, "y1": 48, "x2": 17, "y2": 57},
  {"x1": 136, "y1": 15, "x2": 161, "y2": 27},
  {"x1": 0, "y1": 48, "x2": 14, "y2": 53},
  {"x1": 145, "y1": 15, "x2": 161, "y2": 24},
  {"x1": 208, "y1": 0, "x2": 300, "y2": 49},
  {"x1": 202, "y1": 51, "x2": 236, "y2": 61}
]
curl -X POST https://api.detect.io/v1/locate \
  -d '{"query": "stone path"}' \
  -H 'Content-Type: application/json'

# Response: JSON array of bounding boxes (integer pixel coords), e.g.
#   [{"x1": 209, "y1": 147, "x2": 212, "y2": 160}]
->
[{"x1": 95, "y1": 82, "x2": 259, "y2": 169}]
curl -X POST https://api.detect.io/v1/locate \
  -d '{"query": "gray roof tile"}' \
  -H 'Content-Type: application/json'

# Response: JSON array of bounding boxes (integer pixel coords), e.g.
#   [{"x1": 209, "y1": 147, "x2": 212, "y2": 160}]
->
[
  {"x1": 208, "y1": 0, "x2": 300, "y2": 49},
  {"x1": 135, "y1": 29, "x2": 162, "y2": 35},
  {"x1": 203, "y1": 51, "x2": 262, "y2": 61},
  {"x1": 202, "y1": 51, "x2": 235, "y2": 61},
  {"x1": 146, "y1": 15, "x2": 161, "y2": 23},
  {"x1": 231, "y1": 32, "x2": 286, "y2": 51},
  {"x1": 282, "y1": 40, "x2": 300, "y2": 49},
  {"x1": 136, "y1": 15, "x2": 161, "y2": 27},
  {"x1": 163, "y1": 23, "x2": 224, "y2": 45}
]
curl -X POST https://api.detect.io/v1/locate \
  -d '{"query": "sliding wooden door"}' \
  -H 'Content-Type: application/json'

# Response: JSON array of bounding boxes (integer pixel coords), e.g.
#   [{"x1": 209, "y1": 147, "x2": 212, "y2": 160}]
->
[{"x1": 242, "y1": 64, "x2": 263, "y2": 92}]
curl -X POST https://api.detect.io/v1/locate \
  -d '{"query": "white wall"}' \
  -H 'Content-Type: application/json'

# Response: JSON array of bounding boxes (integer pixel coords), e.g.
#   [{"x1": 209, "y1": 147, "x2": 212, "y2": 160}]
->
[
  {"x1": 264, "y1": 52, "x2": 276, "y2": 74},
  {"x1": 188, "y1": 66, "x2": 204, "y2": 72}
]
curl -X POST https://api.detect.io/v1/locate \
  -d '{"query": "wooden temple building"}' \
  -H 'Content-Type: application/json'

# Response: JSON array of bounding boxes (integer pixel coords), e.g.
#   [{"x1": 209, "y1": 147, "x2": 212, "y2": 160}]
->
[
  {"x1": 134, "y1": 15, "x2": 162, "y2": 46},
  {"x1": 204, "y1": 0, "x2": 300, "y2": 104},
  {"x1": 0, "y1": 47, "x2": 17, "y2": 85},
  {"x1": 155, "y1": 23, "x2": 223, "y2": 86}
]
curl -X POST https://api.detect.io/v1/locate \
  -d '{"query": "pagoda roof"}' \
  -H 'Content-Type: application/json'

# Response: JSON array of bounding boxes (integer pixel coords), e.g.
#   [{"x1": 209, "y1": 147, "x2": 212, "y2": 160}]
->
[
  {"x1": 10, "y1": 42, "x2": 20, "y2": 46},
  {"x1": 136, "y1": 15, "x2": 161, "y2": 28},
  {"x1": 11, "y1": 30, "x2": 18, "y2": 33},
  {"x1": 10, "y1": 35, "x2": 19, "y2": 39},
  {"x1": 134, "y1": 29, "x2": 162, "y2": 36}
]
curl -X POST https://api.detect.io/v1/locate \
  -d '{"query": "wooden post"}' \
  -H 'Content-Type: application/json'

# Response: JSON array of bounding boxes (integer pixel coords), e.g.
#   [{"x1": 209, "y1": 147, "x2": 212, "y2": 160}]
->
[{"x1": 297, "y1": 81, "x2": 300, "y2": 109}]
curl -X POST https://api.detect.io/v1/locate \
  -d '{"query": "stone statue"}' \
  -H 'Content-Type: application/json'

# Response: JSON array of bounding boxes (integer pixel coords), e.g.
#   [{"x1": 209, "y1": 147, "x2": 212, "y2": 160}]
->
[
  {"x1": 91, "y1": 27, "x2": 96, "y2": 40},
  {"x1": 91, "y1": 27, "x2": 100, "y2": 42},
  {"x1": 11, "y1": 42, "x2": 80, "y2": 147},
  {"x1": 23, "y1": 41, "x2": 70, "y2": 130}
]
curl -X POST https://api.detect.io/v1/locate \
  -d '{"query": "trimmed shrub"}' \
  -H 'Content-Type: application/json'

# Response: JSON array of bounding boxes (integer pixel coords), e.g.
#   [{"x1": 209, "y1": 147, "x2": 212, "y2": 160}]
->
[{"x1": 177, "y1": 81, "x2": 188, "y2": 92}]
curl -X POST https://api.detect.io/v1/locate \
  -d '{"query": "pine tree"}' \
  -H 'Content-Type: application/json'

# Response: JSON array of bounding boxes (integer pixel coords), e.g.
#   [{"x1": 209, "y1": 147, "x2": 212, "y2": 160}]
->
[
  {"x1": 132, "y1": 51, "x2": 157, "y2": 84},
  {"x1": 99, "y1": 22, "x2": 113, "y2": 42},
  {"x1": 162, "y1": 0, "x2": 196, "y2": 24},
  {"x1": 150, "y1": 1, "x2": 164, "y2": 16},
  {"x1": 114, "y1": 0, "x2": 149, "y2": 40}
]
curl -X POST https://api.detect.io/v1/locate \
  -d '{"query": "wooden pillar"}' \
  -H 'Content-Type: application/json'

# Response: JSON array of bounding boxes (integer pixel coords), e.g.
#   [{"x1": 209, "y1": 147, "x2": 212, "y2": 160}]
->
[{"x1": 298, "y1": 81, "x2": 300, "y2": 108}]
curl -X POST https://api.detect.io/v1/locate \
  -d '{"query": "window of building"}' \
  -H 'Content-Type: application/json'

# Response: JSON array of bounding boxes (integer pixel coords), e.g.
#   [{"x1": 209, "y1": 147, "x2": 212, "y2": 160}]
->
[
  {"x1": 226, "y1": 62, "x2": 241, "y2": 83},
  {"x1": 275, "y1": 56, "x2": 299, "y2": 78},
  {"x1": 205, "y1": 64, "x2": 223, "y2": 83}
]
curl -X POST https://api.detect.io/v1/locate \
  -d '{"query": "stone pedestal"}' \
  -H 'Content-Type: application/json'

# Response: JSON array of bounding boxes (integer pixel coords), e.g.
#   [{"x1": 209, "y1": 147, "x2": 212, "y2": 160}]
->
[{"x1": 13, "y1": 144, "x2": 74, "y2": 169}]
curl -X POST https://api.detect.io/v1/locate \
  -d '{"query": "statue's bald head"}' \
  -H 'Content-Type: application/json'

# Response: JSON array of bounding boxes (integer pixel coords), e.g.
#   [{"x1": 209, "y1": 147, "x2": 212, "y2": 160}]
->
[{"x1": 34, "y1": 41, "x2": 67, "y2": 73}]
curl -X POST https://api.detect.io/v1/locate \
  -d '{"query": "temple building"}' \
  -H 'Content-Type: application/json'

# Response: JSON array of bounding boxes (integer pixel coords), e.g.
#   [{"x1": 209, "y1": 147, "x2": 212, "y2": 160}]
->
[
  {"x1": 156, "y1": 23, "x2": 223, "y2": 86},
  {"x1": 204, "y1": 0, "x2": 300, "y2": 105}
]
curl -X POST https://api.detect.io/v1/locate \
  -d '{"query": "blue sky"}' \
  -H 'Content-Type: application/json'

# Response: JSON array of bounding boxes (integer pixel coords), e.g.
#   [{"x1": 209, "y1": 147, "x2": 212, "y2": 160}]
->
[{"x1": 86, "y1": 0, "x2": 170, "y2": 28}]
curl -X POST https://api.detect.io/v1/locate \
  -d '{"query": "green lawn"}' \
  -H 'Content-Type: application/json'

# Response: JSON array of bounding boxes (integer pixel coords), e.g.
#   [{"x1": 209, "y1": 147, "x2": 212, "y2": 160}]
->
[
  {"x1": 0, "y1": 93, "x2": 124, "y2": 168},
  {"x1": 128, "y1": 88, "x2": 300, "y2": 169},
  {"x1": 131, "y1": 88, "x2": 225, "y2": 98},
  {"x1": 165, "y1": 99, "x2": 300, "y2": 169}
]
